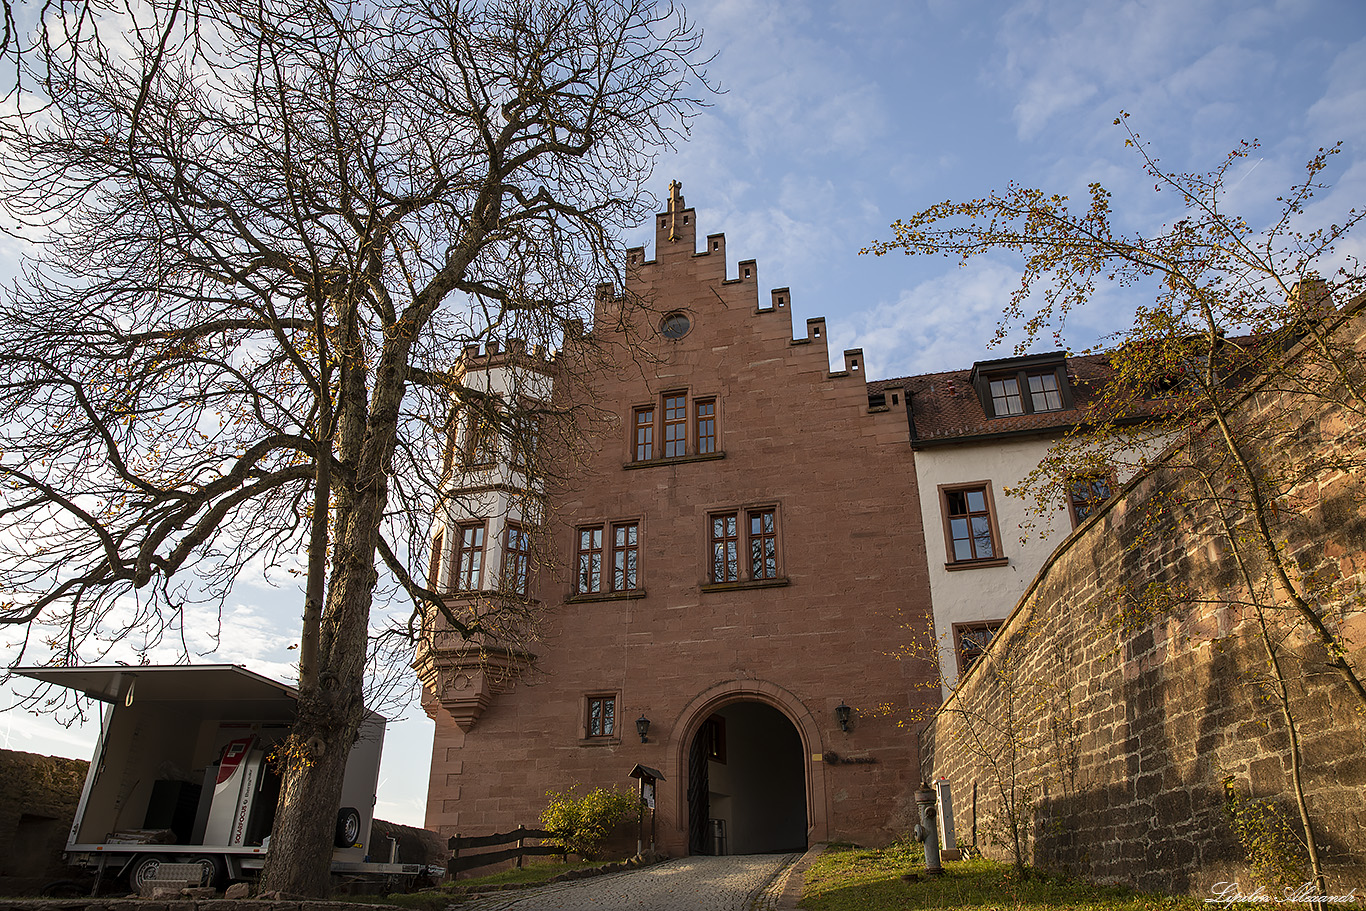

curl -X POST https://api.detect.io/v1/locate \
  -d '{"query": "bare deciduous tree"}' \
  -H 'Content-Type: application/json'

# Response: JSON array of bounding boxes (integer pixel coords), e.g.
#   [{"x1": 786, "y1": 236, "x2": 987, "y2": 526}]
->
[
  {"x1": 866, "y1": 116, "x2": 1366, "y2": 711},
  {"x1": 0, "y1": 0, "x2": 708, "y2": 894},
  {"x1": 870, "y1": 116, "x2": 1365, "y2": 889}
]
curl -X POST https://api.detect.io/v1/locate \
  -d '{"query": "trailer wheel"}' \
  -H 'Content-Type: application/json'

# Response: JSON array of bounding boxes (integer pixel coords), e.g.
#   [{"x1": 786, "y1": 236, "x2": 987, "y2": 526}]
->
[
  {"x1": 188, "y1": 855, "x2": 226, "y2": 889},
  {"x1": 335, "y1": 806, "x2": 361, "y2": 848},
  {"x1": 127, "y1": 854, "x2": 167, "y2": 891},
  {"x1": 38, "y1": 879, "x2": 87, "y2": 898}
]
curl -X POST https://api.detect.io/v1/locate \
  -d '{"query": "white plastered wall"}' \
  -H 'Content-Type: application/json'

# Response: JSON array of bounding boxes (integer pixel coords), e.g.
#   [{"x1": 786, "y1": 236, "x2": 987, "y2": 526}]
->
[
  {"x1": 912, "y1": 435, "x2": 1069, "y2": 695},
  {"x1": 913, "y1": 432, "x2": 1160, "y2": 694},
  {"x1": 434, "y1": 360, "x2": 553, "y2": 593}
]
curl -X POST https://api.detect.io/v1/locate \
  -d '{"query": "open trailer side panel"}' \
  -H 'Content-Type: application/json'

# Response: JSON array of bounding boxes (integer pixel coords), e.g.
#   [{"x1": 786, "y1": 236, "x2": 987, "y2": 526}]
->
[{"x1": 19, "y1": 664, "x2": 390, "y2": 880}]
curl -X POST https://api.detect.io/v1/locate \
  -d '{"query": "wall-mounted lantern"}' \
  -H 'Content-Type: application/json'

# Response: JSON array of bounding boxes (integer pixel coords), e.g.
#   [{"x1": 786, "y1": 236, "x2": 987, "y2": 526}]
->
[
  {"x1": 836, "y1": 700, "x2": 851, "y2": 733},
  {"x1": 636, "y1": 714, "x2": 651, "y2": 743}
]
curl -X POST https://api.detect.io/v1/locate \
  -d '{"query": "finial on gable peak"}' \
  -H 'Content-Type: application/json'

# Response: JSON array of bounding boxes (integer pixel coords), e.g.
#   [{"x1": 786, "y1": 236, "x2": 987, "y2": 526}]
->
[{"x1": 665, "y1": 179, "x2": 686, "y2": 242}]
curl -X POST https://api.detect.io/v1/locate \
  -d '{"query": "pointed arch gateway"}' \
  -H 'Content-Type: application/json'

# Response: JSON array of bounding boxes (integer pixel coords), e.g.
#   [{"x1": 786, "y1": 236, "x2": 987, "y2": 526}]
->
[{"x1": 668, "y1": 681, "x2": 828, "y2": 855}]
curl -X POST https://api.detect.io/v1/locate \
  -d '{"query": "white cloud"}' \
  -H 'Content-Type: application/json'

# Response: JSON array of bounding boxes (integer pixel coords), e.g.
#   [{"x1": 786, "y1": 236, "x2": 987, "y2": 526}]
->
[
  {"x1": 834, "y1": 259, "x2": 1026, "y2": 379},
  {"x1": 1306, "y1": 36, "x2": 1366, "y2": 146},
  {"x1": 689, "y1": 0, "x2": 892, "y2": 161}
]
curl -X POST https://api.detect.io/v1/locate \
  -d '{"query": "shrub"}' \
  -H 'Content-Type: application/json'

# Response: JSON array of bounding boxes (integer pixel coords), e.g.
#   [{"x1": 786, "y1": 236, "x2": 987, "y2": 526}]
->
[
  {"x1": 539, "y1": 785, "x2": 639, "y2": 859},
  {"x1": 1224, "y1": 783, "x2": 1307, "y2": 890}
]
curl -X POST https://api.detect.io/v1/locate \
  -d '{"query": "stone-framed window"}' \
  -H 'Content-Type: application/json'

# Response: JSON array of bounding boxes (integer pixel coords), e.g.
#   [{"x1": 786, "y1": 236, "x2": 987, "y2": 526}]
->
[
  {"x1": 710, "y1": 512, "x2": 739, "y2": 583},
  {"x1": 611, "y1": 522, "x2": 639, "y2": 592},
  {"x1": 428, "y1": 530, "x2": 444, "y2": 590},
  {"x1": 629, "y1": 391, "x2": 722, "y2": 464},
  {"x1": 634, "y1": 406, "x2": 655, "y2": 461},
  {"x1": 663, "y1": 392, "x2": 687, "y2": 457},
  {"x1": 695, "y1": 398, "x2": 717, "y2": 454},
  {"x1": 575, "y1": 526, "x2": 605, "y2": 594},
  {"x1": 748, "y1": 508, "x2": 778, "y2": 580},
  {"x1": 574, "y1": 521, "x2": 642, "y2": 596},
  {"x1": 511, "y1": 415, "x2": 541, "y2": 473},
  {"x1": 586, "y1": 694, "x2": 617, "y2": 739},
  {"x1": 465, "y1": 412, "x2": 498, "y2": 464},
  {"x1": 709, "y1": 506, "x2": 782, "y2": 585}
]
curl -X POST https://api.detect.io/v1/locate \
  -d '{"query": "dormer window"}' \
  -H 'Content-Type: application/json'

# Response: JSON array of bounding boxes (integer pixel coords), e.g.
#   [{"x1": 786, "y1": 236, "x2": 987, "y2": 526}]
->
[
  {"x1": 969, "y1": 354, "x2": 1071, "y2": 419},
  {"x1": 1027, "y1": 371, "x2": 1063, "y2": 411},
  {"x1": 989, "y1": 377, "x2": 1024, "y2": 415}
]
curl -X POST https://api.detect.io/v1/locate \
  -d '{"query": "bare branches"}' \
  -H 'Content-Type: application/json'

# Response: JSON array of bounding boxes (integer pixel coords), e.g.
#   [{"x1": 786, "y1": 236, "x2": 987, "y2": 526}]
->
[
  {"x1": 871, "y1": 121, "x2": 1366, "y2": 715},
  {"x1": 0, "y1": 0, "x2": 708, "y2": 890}
]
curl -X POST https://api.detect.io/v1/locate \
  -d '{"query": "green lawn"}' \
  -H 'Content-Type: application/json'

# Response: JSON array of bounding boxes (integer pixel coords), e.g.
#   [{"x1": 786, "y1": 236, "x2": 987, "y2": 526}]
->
[
  {"x1": 801, "y1": 843, "x2": 1204, "y2": 911},
  {"x1": 447, "y1": 857, "x2": 605, "y2": 889}
]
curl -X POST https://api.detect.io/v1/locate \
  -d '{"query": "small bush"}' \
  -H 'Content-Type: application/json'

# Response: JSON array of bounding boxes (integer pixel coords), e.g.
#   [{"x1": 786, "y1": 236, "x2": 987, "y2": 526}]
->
[
  {"x1": 1224, "y1": 785, "x2": 1307, "y2": 890},
  {"x1": 539, "y1": 785, "x2": 639, "y2": 859}
]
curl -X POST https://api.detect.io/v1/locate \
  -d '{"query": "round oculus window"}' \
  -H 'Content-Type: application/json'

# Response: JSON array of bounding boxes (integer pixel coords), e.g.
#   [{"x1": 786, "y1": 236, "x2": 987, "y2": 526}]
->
[{"x1": 660, "y1": 312, "x2": 691, "y2": 339}]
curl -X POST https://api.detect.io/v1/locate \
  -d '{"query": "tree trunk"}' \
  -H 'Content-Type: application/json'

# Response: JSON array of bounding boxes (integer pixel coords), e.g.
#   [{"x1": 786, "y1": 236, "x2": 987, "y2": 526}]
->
[
  {"x1": 259, "y1": 691, "x2": 362, "y2": 895},
  {"x1": 259, "y1": 312, "x2": 413, "y2": 894}
]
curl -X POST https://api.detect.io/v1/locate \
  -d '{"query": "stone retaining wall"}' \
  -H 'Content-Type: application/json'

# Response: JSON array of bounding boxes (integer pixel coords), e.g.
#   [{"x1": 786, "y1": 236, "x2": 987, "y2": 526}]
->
[
  {"x1": 0, "y1": 751, "x2": 90, "y2": 893},
  {"x1": 921, "y1": 309, "x2": 1366, "y2": 895}
]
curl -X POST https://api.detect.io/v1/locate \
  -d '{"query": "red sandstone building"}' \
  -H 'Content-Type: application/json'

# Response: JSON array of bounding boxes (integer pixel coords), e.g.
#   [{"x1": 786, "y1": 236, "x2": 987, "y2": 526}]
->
[{"x1": 415, "y1": 184, "x2": 940, "y2": 855}]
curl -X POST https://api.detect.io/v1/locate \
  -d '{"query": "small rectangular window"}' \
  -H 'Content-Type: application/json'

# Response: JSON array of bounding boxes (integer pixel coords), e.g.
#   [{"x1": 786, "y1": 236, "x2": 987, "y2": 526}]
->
[
  {"x1": 941, "y1": 483, "x2": 1002, "y2": 566},
  {"x1": 611, "y1": 522, "x2": 638, "y2": 592},
  {"x1": 1068, "y1": 475, "x2": 1115, "y2": 527},
  {"x1": 1028, "y1": 371, "x2": 1063, "y2": 412},
  {"x1": 512, "y1": 415, "x2": 541, "y2": 472},
  {"x1": 576, "y1": 526, "x2": 604, "y2": 593},
  {"x1": 502, "y1": 524, "x2": 530, "y2": 596},
  {"x1": 711, "y1": 513, "x2": 738, "y2": 583},
  {"x1": 989, "y1": 377, "x2": 1024, "y2": 416},
  {"x1": 428, "y1": 531, "x2": 444, "y2": 591},
  {"x1": 749, "y1": 509, "x2": 777, "y2": 579},
  {"x1": 663, "y1": 393, "x2": 687, "y2": 457},
  {"x1": 695, "y1": 399, "x2": 716, "y2": 454},
  {"x1": 587, "y1": 694, "x2": 616, "y2": 738},
  {"x1": 466, "y1": 413, "x2": 498, "y2": 464},
  {"x1": 442, "y1": 409, "x2": 460, "y2": 476},
  {"x1": 634, "y1": 408, "x2": 654, "y2": 461},
  {"x1": 455, "y1": 523, "x2": 485, "y2": 590},
  {"x1": 955, "y1": 620, "x2": 1004, "y2": 677}
]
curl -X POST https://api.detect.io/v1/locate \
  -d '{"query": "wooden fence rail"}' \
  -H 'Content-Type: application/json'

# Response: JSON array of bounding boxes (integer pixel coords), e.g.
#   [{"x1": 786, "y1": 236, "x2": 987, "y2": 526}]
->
[{"x1": 448, "y1": 825, "x2": 566, "y2": 876}]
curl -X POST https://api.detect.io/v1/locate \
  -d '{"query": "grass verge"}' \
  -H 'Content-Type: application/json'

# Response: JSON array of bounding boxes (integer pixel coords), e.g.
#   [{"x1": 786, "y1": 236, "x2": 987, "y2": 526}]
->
[
  {"x1": 801, "y1": 842, "x2": 1204, "y2": 911},
  {"x1": 447, "y1": 858, "x2": 606, "y2": 889}
]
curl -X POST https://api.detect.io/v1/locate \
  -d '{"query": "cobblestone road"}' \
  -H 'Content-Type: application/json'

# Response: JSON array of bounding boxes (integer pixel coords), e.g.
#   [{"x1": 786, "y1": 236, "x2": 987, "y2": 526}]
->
[{"x1": 456, "y1": 853, "x2": 801, "y2": 911}]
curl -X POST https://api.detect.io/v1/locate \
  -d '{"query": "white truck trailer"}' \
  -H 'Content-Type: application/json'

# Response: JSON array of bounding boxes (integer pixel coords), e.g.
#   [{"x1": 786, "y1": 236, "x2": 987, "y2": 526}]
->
[{"x1": 16, "y1": 664, "x2": 423, "y2": 890}]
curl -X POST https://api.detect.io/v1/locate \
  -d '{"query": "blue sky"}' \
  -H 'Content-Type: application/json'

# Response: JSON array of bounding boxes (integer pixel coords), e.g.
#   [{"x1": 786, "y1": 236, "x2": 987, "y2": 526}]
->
[
  {"x1": 4, "y1": 0, "x2": 1364, "y2": 828},
  {"x1": 644, "y1": 0, "x2": 1366, "y2": 378}
]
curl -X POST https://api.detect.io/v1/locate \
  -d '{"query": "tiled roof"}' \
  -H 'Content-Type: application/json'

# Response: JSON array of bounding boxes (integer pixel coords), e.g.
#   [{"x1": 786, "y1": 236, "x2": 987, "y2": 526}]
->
[
  {"x1": 870, "y1": 332, "x2": 1272, "y2": 446},
  {"x1": 870, "y1": 353, "x2": 1119, "y2": 446}
]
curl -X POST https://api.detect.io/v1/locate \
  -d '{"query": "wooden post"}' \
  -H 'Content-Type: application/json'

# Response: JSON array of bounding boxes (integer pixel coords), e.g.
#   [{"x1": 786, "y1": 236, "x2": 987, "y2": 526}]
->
[{"x1": 516, "y1": 825, "x2": 525, "y2": 868}]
